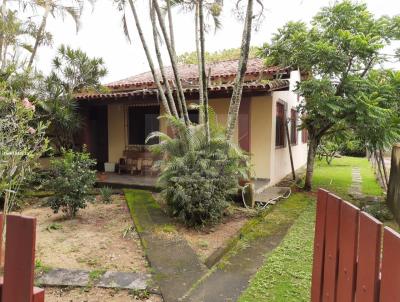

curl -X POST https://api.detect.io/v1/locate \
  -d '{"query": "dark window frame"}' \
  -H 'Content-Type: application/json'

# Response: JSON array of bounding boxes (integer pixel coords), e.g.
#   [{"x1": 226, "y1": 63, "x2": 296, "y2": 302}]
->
[
  {"x1": 290, "y1": 108, "x2": 298, "y2": 145},
  {"x1": 128, "y1": 106, "x2": 160, "y2": 145},
  {"x1": 275, "y1": 101, "x2": 286, "y2": 148}
]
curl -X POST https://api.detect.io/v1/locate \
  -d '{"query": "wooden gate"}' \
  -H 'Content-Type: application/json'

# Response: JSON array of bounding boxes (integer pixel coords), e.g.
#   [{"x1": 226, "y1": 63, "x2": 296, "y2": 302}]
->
[{"x1": 311, "y1": 189, "x2": 400, "y2": 302}]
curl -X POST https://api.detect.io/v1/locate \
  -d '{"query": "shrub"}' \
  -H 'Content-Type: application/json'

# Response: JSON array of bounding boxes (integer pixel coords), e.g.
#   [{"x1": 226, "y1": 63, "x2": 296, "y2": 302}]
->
[
  {"x1": 364, "y1": 202, "x2": 393, "y2": 222},
  {"x1": 150, "y1": 115, "x2": 249, "y2": 227},
  {"x1": 99, "y1": 186, "x2": 113, "y2": 204},
  {"x1": 47, "y1": 149, "x2": 96, "y2": 218}
]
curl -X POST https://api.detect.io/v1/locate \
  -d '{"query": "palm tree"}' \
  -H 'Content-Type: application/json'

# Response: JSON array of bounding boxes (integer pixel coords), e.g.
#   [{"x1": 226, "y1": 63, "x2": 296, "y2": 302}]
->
[
  {"x1": 225, "y1": 0, "x2": 254, "y2": 141},
  {"x1": 28, "y1": 0, "x2": 87, "y2": 68}
]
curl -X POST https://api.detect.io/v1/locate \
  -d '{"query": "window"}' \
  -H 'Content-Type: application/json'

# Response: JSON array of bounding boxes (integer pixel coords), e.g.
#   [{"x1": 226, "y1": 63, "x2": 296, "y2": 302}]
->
[
  {"x1": 290, "y1": 109, "x2": 298, "y2": 145},
  {"x1": 275, "y1": 102, "x2": 286, "y2": 147},
  {"x1": 188, "y1": 109, "x2": 199, "y2": 124},
  {"x1": 128, "y1": 106, "x2": 160, "y2": 145},
  {"x1": 302, "y1": 128, "x2": 308, "y2": 144}
]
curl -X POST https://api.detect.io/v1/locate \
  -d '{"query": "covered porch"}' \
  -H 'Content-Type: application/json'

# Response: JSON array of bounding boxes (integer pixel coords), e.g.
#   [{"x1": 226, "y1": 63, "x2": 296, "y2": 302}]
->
[{"x1": 96, "y1": 172, "x2": 158, "y2": 191}]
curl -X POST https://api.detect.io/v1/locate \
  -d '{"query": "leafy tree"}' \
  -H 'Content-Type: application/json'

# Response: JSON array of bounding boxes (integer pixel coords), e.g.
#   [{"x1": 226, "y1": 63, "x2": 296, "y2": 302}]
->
[
  {"x1": 260, "y1": 1, "x2": 400, "y2": 190},
  {"x1": 47, "y1": 149, "x2": 96, "y2": 218},
  {"x1": 37, "y1": 45, "x2": 107, "y2": 152},
  {"x1": 0, "y1": 87, "x2": 48, "y2": 213},
  {"x1": 177, "y1": 47, "x2": 259, "y2": 65}
]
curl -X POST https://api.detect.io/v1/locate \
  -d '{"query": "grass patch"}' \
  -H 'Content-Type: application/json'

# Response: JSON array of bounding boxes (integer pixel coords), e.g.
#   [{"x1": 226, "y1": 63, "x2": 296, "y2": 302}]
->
[
  {"x1": 217, "y1": 193, "x2": 313, "y2": 270},
  {"x1": 313, "y1": 156, "x2": 382, "y2": 199},
  {"x1": 240, "y1": 156, "x2": 385, "y2": 301},
  {"x1": 238, "y1": 199, "x2": 315, "y2": 302},
  {"x1": 35, "y1": 259, "x2": 52, "y2": 275}
]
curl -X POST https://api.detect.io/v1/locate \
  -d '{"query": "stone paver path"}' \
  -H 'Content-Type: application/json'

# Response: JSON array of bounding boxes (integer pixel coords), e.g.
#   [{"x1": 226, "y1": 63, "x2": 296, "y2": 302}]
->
[
  {"x1": 125, "y1": 190, "x2": 208, "y2": 302},
  {"x1": 349, "y1": 167, "x2": 364, "y2": 199},
  {"x1": 37, "y1": 268, "x2": 150, "y2": 290}
]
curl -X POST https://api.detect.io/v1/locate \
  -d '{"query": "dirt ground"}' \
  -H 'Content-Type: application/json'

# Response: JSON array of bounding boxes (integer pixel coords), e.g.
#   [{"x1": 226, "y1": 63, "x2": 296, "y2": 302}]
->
[
  {"x1": 152, "y1": 193, "x2": 252, "y2": 261},
  {"x1": 178, "y1": 210, "x2": 250, "y2": 261},
  {"x1": 22, "y1": 194, "x2": 148, "y2": 273},
  {"x1": 44, "y1": 287, "x2": 162, "y2": 302},
  {"x1": 20, "y1": 193, "x2": 161, "y2": 301}
]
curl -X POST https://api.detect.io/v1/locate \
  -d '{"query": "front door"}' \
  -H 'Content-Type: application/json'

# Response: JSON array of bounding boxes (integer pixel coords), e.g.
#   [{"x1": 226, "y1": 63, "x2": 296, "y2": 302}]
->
[{"x1": 88, "y1": 106, "x2": 108, "y2": 171}]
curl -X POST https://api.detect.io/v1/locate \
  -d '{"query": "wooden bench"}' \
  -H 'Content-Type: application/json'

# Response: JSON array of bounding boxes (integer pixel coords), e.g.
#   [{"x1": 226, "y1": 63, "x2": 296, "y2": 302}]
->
[
  {"x1": 0, "y1": 214, "x2": 45, "y2": 302},
  {"x1": 311, "y1": 189, "x2": 400, "y2": 302},
  {"x1": 119, "y1": 150, "x2": 161, "y2": 176}
]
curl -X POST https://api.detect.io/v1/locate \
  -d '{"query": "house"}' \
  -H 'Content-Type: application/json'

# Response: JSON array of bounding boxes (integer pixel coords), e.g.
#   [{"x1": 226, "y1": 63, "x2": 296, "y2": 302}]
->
[{"x1": 76, "y1": 58, "x2": 308, "y2": 187}]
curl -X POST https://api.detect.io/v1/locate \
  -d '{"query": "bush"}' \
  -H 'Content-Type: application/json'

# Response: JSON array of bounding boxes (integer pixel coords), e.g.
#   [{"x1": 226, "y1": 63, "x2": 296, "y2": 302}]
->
[
  {"x1": 150, "y1": 115, "x2": 249, "y2": 227},
  {"x1": 364, "y1": 202, "x2": 393, "y2": 222},
  {"x1": 99, "y1": 186, "x2": 113, "y2": 204},
  {"x1": 47, "y1": 149, "x2": 96, "y2": 218}
]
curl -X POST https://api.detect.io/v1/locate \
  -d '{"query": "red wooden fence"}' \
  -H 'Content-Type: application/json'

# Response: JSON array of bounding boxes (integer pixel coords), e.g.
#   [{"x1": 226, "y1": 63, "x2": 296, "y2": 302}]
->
[
  {"x1": 312, "y1": 189, "x2": 400, "y2": 302},
  {"x1": 0, "y1": 214, "x2": 45, "y2": 302}
]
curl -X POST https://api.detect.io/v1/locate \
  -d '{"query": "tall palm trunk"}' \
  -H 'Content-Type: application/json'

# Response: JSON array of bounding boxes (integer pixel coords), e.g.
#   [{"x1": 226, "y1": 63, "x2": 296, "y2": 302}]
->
[
  {"x1": 226, "y1": 0, "x2": 254, "y2": 141},
  {"x1": 28, "y1": 1, "x2": 51, "y2": 68},
  {"x1": 195, "y1": 3, "x2": 204, "y2": 124},
  {"x1": 153, "y1": 0, "x2": 190, "y2": 125},
  {"x1": 0, "y1": 0, "x2": 7, "y2": 68},
  {"x1": 150, "y1": 2, "x2": 179, "y2": 118},
  {"x1": 198, "y1": 0, "x2": 210, "y2": 143},
  {"x1": 128, "y1": 0, "x2": 172, "y2": 116}
]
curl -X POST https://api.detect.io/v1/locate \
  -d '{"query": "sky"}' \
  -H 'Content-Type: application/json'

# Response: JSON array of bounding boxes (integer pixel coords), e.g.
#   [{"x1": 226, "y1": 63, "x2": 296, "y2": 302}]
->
[{"x1": 36, "y1": 0, "x2": 400, "y2": 83}]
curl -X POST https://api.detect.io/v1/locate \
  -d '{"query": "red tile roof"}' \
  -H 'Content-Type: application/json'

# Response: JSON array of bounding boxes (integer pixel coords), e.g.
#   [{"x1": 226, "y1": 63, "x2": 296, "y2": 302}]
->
[
  {"x1": 76, "y1": 58, "x2": 290, "y2": 101},
  {"x1": 106, "y1": 58, "x2": 288, "y2": 89},
  {"x1": 75, "y1": 80, "x2": 290, "y2": 101}
]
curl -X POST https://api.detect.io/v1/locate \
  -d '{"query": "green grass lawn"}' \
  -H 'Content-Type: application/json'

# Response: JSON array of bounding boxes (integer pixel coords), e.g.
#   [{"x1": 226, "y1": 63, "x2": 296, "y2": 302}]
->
[
  {"x1": 313, "y1": 156, "x2": 383, "y2": 199},
  {"x1": 238, "y1": 196, "x2": 315, "y2": 302},
  {"x1": 239, "y1": 156, "x2": 384, "y2": 302}
]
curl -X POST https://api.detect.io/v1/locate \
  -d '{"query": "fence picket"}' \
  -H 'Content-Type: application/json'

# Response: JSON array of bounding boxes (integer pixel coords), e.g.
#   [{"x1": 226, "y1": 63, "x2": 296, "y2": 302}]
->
[
  {"x1": 355, "y1": 212, "x2": 382, "y2": 302},
  {"x1": 311, "y1": 189, "x2": 329, "y2": 302},
  {"x1": 2, "y1": 215, "x2": 36, "y2": 302},
  {"x1": 379, "y1": 227, "x2": 400, "y2": 302},
  {"x1": 336, "y1": 200, "x2": 359, "y2": 302},
  {"x1": 321, "y1": 193, "x2": 341, "y2": 302}
]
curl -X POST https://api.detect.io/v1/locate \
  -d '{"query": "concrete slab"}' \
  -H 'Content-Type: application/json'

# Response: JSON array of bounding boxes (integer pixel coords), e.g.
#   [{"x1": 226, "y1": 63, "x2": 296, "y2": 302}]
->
[
  {"x1": 97, "y1": 271, "x2": 150, "y2": 290},
  {"x1": 37, "y1": 269, "x2": 151, "y2": 290},
  {"x1": 37, "y1": 269, "x2": 89, "y2": 287}
]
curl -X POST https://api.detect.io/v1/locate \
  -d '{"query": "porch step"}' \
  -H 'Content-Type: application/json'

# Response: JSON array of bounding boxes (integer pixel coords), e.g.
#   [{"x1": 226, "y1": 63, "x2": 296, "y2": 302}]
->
[{"x1": 255, "y1": 186, "x2": 291, "y2": 204}]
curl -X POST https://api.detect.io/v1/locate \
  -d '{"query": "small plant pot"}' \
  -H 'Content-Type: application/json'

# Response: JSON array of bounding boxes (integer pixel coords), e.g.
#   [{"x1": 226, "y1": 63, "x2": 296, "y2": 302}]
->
[{"x1": 98, "y1": 172, "x2": 107, "y2": 181}]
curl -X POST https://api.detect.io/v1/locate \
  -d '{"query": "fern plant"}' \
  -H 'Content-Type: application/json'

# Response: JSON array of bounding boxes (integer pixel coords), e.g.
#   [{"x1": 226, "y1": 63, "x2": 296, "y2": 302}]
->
[{"x1": 148, "y1": 114, "x2": 250, "y2": 227}]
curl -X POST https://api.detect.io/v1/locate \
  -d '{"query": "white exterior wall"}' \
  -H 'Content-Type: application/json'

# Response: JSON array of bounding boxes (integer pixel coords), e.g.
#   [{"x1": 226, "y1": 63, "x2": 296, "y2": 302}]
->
[{"x1": 268, "y1": 70, "x2": 308, "y2": 186}]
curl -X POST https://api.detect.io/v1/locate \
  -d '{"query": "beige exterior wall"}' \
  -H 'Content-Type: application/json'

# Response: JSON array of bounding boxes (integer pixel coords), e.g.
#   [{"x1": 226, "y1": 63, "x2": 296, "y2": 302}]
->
[
  {"x1": 108, "y1": 104, "x2": 126, "y2": 163},
  {"x1": 208, "y1": 99, "x2": 238, "y2": 144},
  {"x1": 250, "y1": 95, "x2": 273, "y2": 179},
  {"x1": 268, "y1": 71, "x2": 308, "y2": 186}
]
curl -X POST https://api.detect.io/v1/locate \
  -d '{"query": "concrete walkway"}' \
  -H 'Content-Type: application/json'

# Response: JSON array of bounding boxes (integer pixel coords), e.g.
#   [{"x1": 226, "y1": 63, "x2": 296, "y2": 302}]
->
[
  {"x1": 37, "y1": 268, "x2": 151, "y2": 290},
  {"x1": 183, "y1": 231, "x2": 288, "y2": 302},
  {"x1": 125, "y1": 190, "x2": 208, "y2": 302}
]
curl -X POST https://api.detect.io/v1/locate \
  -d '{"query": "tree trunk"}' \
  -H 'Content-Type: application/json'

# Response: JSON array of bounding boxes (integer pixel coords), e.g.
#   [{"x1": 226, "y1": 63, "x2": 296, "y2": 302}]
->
[
  {"x1": 0, "y1": 0, "x2": 7, "y2": 68},
  {"x1": 226, "y1": 0, "x2": 254, "y2": 141},
  {"x1": 304, "y1": 137, "x2": 318, "y2": 191},
  {"x1": 198, "y1": 0, "x2": 210, "y2": 142},
  {"x1": 28, "y1": 2, "x2": 51, "y2": 68},
  {"x1": 150, "y1": 2, "x2": 179, "y2": 119},
  {"x1": 195, "y1": 3, "x2": 204, "y2": 124},
  {"x1": 153, "y1": 0, "x2": 190, "y2": 124},
  {"x1": 380, "y1": 149, "x2": 389, "y2": 187},
  {"x1": 375, "y1": 151, "x2": 387, "y2": 190},
  {"x1": 128, "y1": 0, "x2": 172, "y2": 116}
]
